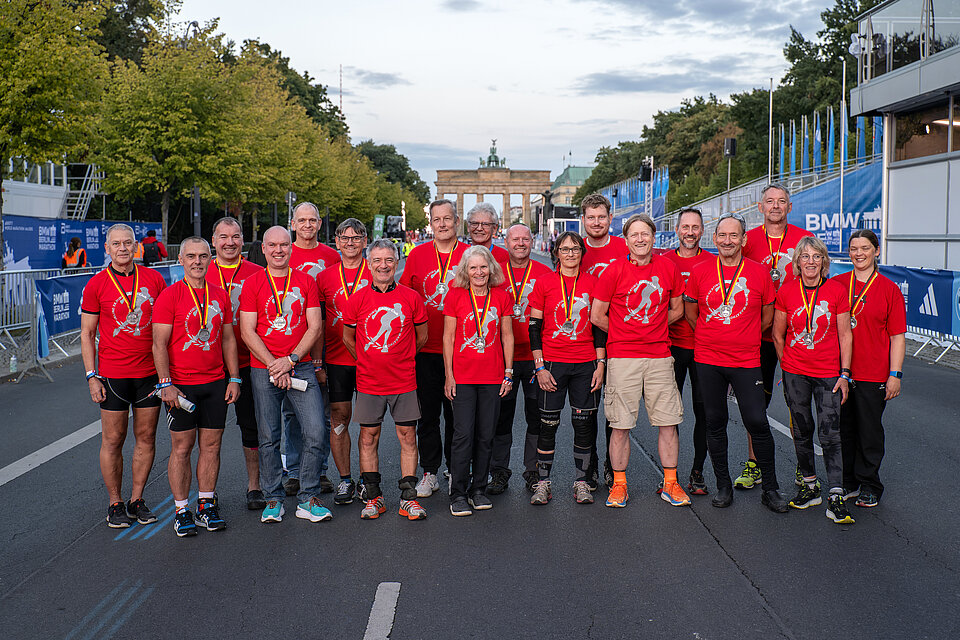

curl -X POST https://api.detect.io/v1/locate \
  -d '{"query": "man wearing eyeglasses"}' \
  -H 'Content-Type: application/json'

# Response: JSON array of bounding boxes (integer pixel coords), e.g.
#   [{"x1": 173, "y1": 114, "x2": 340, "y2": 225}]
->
[
  {"x1": 684, "y1": 212, "x2": 789, "y2": 513},
  {"x1": 467, "y1": 202, "x2": 510, "y2": 263},
  {"x1": 738, "y1": 184, "x2": 813, "y2": 491}
]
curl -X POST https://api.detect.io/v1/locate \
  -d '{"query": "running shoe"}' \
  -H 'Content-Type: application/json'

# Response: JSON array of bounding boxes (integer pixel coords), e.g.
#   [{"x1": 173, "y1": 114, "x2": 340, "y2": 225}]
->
[
  {"x1": 125, "y1": 498, "x2": 158, "y2": 525},
  {"x1": 399, "y1": 499, "x2": 427, "y2": 520},
  {"x1": 469, "y1": 493, "x2": 493, "y2": 510},
  {"x1": 761, "y1": 490, "x2": 790, "y2": 513},
  {"x1": 606, "y1": 483, "x2": 628, "y2": 508},
  {"x1": 261, "y1": 500, "x2": 285, "y2": 523},
  {"x1": 246, "y1": 490, "x2": 266, "y2": 511},
  {"x1": 789, "y1": 483, "x2": 822, "y2": 509},
  {"x1": 360, "y1": 496, "x2": 386, "y2": 520},
  {"x1": 661, "y1": 481, "x2": 691, "y2": 506},
  {"x1": 283, "y1": 477, "x2": 299, "y2": 497},
  {"x1": 655, "y1": 479, "x2": 663, "y2": 495},
  {"x1": 855, "y1": 492, "x2": 878, "y2": 508},
  {"x1": 603, "y1": 461, "x2": 615, "y2": 489},
  {"x1": 585, "y1": 469, "x2": 599, "y2": 493},
  {"x1": 450, "y1": 497, "x2": 472, "y2": 517},
  {"x1": 573, "y1": 480, "x2": 594, "y2": 504},
  {"x1": 319, "y1": 475, "x2": 335, "y2": 494},
  {"x1": 196, "y1": 498, "x2": 227, "y2": 531},
  {"x1": 826, "y1": 494, "x2": 855, "y2": 524},
  {"x1": 687, "y1": 470, "x2": 709, "y2": 496},
  {"x1": 487, "y1": 469, "x2": 510, "y2": 495},
  {"x1": 842, "y1": 487, "x2": 861, "y2": 500},
  {"x1": 795, "y1": 465, "x2": 804, "y2": 487},
  {"x1": 733, "y1": 460, "x2": 762, "y2": 490},
  {"x1": 106, "y1": 501, "x2": 133, "y2": 529},
  {"x1": 334, "y1": 479, "x2": 356, "y2": 505},
  {"x1": 296, "y1": 496, "x2": 333, "y2": 522},
  {"x1": 530, "y1": 480, "x2": 552, "y2": 505},
  {"x1": 416, "y1": 472, "x2": 440, "y2": 498},
  {"x1": 174, "y1": 509, "x2": 198, "y2": 537},
  {"x1": 522, "y1": 470, "x2": 538, "y2": 493}
]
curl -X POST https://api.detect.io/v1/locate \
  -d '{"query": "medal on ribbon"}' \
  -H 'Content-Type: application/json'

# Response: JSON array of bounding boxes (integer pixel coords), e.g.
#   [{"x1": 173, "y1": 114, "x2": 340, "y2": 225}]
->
[
  {"x1": 715, "y1": 258, "x2": 745, "y2": 320},
  {"x1": 268, "y1": 268, "x2": 292, "y2": 330},
  {"x1": 507, "y1": 262, "x2": 533, "y2": 319},
  {"x1": 106, "y1": 265, "x2": 141, "y2": 324},
  {"x1": 339, "y1": 260, "x2": 367, "y2": 301},
  {"x1": 216, "y1": 258, "x2": 242, "y2": 292},
  {"x1": 765, "y1": 230, "x2": 786, "y2": 282},
  {"x1": 799, "y1": 278, "x2": 823, "y2": 348},
  {"x1": 848, "y1": 269, "x2": 878, "y2": 330},
  {"x1": 185, "y1": 280, "x2": 211, "y2": 342},
  {"x1": 434, "y1": 243, "x2": 454, "y2": 300},
  {"x1": 560, "y1": 273, "x2": 579, "y2": 332},
  {"x1": 469, "y1": 288, "x2": 493, "y2": 352}
]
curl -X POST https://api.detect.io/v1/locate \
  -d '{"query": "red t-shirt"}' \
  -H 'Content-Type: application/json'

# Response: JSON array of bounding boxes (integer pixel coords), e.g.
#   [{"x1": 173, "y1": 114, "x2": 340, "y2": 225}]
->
[
  {"x1": 744, "y1": 223, "x2": 814, "y2": 342},
  {"x1": 317, "y1": 260, "x2": 371, "y2": 366},
  {"x1": 442, "y1": 287, "x2": 512, "y2": 384},
  {"x1": 775, "y1": 278, "x2": 850, "y2": 378},
  {"x1": 662, "y1": 248, "x2": 714, "y2": 350},
  {"x1": 289, "y1": 243, "x2": 341, "y2": 281},
  {"x1": 581, "y1": 234, "x2": 627, "y2": 279},
  {"x1": 399, "y1": 240, "x2": 469, "y2": 353},
  {"x1": 528, "y1": 271, "x2": 598, "y2": 363},
  {"x1": 342, "y1": 283, "x2": 427, "y2": 394},
  {"x1": 830, "y1": 271, "x2": 906, "y2": 382},
  {"x1": 205, "y1": 258, "x2": 263, "y2": 369},
  {"x1": 593, "y1": 254, "x2": 684, "y2": 359},
  {"x1": 238, "y1": 268, "x2": 321, "y2": 368},
  {"x1": 153, "y1": 280, "x2": 232, "y2": 384},
  {"x1": 496, "y1": 259, "x2": 554, "y2": 362},
  {"x1": 81, "y1": 265, "x2": 167, "y2": 378},
  {"x1": 685, "y1": 256, "x2": 775, "y2": 368}
]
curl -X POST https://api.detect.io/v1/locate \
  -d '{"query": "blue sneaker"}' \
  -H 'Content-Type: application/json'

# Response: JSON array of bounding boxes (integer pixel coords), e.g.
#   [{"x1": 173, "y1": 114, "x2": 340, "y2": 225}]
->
[
  {"x1": 173, "y1": 509, "x2": 197, "y2": 537},
  {"x1": 296, "y1": 496, "x2": 333, "y2": 522},
  {"x1": 261, "y1": 500, "x2": 285, "y2": 523},
  {"x1": 196, "y1": 498, "x2": 226, "y2": 531}
]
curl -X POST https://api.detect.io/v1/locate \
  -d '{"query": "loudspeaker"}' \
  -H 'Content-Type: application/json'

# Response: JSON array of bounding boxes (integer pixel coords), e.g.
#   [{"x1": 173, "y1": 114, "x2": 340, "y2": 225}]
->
[
  {"x1": 612, "y1": 188, "x2": 618, "y2": 198},
  {"x1": 724, "y1": 138, "x2": 737, "y2": 158},
  {"x1": 639, "y1": 166, "x2": 652, "y2": 181}
]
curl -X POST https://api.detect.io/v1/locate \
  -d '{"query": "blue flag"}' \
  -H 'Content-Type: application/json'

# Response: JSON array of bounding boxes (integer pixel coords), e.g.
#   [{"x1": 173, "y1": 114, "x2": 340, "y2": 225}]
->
[
  {"x1": 663, "y1": 166, "x2": 669, "y2": 197},
  {"x1": 813, "y1": 112, "x2": 822, "y2": 173},
  {"x1": 779, "y1": 123, "x2": 785, "y2": 179},
  {"x1": 857, "y1": 116, "x2": 866, "y2": 164},
  {"x1": 841, "y1": 105, "x2": 848, "y2": 168},
  {"x1": 790, "y1": 120, "x2": 797, "y2": 177},
  {"x1": 802, "y1": 115, "x2": 810, "y2": 174},
  {"x1": 827, "y1": 106, "x2": 835, "y2": 171},
  {"x1": 872, "y1": 116, "x2": 883, "y2": 157}
]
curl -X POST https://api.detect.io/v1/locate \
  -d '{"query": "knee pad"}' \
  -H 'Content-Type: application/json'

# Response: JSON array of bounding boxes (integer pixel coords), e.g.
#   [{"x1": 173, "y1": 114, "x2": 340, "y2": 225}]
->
[
  {"x1": 539, "y1": 410, "x2": 562, "y2": 451},
  {"x1": 571, "y1": 407, "x2": 597, "y2": 449},
  {"x1": 398, "y1": 475, "x2": 418, "y2": 501}
]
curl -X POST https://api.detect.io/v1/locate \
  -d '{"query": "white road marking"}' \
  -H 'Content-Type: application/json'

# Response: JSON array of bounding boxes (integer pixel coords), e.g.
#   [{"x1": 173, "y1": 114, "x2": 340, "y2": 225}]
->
[
  {"x1": 363, "y1": 582, "x2": 401, "y2": 640},
  {"x1": 767, "y1": 413, "x2": 823, "y2": 456},
  {"x1": 0, "y1": 420, "x2": 102, "y2": 487}
]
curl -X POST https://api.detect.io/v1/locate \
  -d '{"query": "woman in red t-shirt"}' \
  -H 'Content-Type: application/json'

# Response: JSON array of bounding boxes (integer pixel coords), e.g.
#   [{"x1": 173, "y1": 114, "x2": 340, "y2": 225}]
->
[
  {"x1": 831, "y1": 229, "x2": 905, "y2": 509},
  {"x1": 528, "y1": 231, "x2": 605, "y2": 505},
  {"x1": 442, "y1": 246, "x2": 514, "y2": 516},
  {"x1": 773, "y1": 236, "x2": 854, "y2": 525}
]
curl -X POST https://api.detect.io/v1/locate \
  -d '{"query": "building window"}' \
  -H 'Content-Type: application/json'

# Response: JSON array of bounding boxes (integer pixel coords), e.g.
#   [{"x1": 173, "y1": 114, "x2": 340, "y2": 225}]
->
[
  {"x1": 953, "y1": 97, "x2": 960, "y2": 152},
  {"x1": 894, "y1": 101, "x2": 950, "y2": 160}
]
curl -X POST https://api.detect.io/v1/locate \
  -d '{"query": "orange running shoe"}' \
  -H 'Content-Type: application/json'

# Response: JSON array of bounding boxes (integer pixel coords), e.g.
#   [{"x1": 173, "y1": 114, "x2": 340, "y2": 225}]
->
[
  {"x1": 360, "y1": 496, "x2": 386, "y2": 519},
  {"x1": 661, "y1": 481, "x2": 691, "y2": 506},
  {"x1": 399, "y1": 499, "x2": 427, "y2": 520},
  {"x1": 605, "y1": 482, "x2": 628, "y2": 507}
]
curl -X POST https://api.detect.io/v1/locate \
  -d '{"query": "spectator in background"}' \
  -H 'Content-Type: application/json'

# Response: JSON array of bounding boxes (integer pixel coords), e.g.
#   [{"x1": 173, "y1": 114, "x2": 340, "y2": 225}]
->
[
  {"x1": 62, "y1": 237, "x2": 87, "y2": 270},
  {"x1": 247, "y1": 240, "x2": 268, "y2": 267},
  {"x1": 141, "y1": 230, "x2": 168, "y2": 266}
]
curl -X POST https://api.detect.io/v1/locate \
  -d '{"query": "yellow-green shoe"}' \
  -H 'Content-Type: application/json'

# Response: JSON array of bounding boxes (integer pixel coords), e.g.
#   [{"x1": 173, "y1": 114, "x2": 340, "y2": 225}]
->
[{"x1": 733, "y1": 460, "x2": 762, "y2": 490}]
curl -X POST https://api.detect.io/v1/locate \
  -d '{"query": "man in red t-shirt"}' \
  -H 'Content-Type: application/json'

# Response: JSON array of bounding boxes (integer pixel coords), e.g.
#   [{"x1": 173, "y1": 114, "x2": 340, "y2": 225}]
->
[
  {"x1": 490, "y1": 223, "x2": 552, "y2": 494},
  {"x1": 591, "y1": 214, "x2": 688, "y2": 508},
  {"x1": 738, "y1": 184, "x2": 814, "y2": 489},
  {"x1": 239, "y1": 226, "x2": 331, "y2": 524},
  {"x1": 153, "y1": 236, "x2": 241, "y2": 537},
  {"x1": 399, "y1": 199, "x2": 468, "y2": 497},
  {"x1": 343, "y1": 240, "x2": 429, "y2": 520},
  {"x1": 684, "y1": 212, "x2": 788, "y2": 513},
  {"x1": 316, "y1": 218, "x2": 370, "y2": 505},
  {"x1": 207, "y1": 216, "x2": 266, "y2": 510},
  {"x1": 286, "y1": 202, "x2": 340, "y2": 496},
  {"x1": 662, "y1": 208, "x2": 714, "y2": 495},
  {"x1": 81, "y1": 223, "x2": 167, "y2": 529},
  {"x1": 467, "y1": 202, "x2": 510, "y2": 263}
]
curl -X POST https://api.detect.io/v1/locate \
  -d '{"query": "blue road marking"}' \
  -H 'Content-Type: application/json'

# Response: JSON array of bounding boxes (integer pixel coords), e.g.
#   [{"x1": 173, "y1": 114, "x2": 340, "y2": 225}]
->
[
  {"x1": 100, "y1": 586, "x2": 156, "y2": 640},
  {"x1": 142, "y1": 491, "x2": 197, "y2": 540},
  {"x1": 76, "y1": 579, "x2": 143, "y2": 640},
  {"x1": 112, "y1": 493, "x2": 174, "y2": 541},
  {"x1": 63, "y1": 580, "x2": 129, "y2": 640}
]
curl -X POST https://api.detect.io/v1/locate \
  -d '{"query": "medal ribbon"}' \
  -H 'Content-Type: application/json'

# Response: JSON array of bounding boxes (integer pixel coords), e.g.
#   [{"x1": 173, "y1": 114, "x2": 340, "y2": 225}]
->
[
  {"x1": 716, "y1": 258, "x2": 745, "y2": 307},
  {"x1": 434, "y1": 243, "x2": 455, "y2": 292},
  {"x1": 799, "y1": 278, "x2": 823, "y2": 336},
  {"x1": 216, "y1": 258, "x2": 242, "y2": 291},
  {"x1": 185, "y1": 280, "x2": 210, "y2": 331},
  {"x1": 765, "y1": 229, "x2": 786, "y2": 272},
  {"x1": 848, "y1": 269, "x2": 878, "y2": 319},
  {"x1": 339, "y1": 260, "x2": 367, "y2": 300},
  {"x1": 106, "y1": 265, "x2": 139, "y2": 313},
  {"x1": 469, "y1": 288, "x2": 493, "y2": 346},
  {"x1": 560, "y1": 273, "x2": 579, "y2": 324},
  {"x1": 508, "y1": 262, "x2": 533, "y2": 305},
  {"x1": 268, "y1": 268, "x2": 292, "y2": 320}
]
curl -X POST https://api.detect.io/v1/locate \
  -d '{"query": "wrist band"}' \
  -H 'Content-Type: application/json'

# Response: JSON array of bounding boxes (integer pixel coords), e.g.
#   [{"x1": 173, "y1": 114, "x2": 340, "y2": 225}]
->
[
  {"x1": 314, "y1": 366, "x2": 324, "y2": 372},
  {"x1": 158, "y1": 377, "x2": 171, "y2": 384},
  {"x1": 840, "y1": 374, "x2": 852, "y2": 383},
  {"x1": 840, "y1": 368, "x2": 851, "y2": 374},
  {"x1": 534, "y1": 358, "x2": 544, "y2": 365},
  {"x1": 85, "y1": 370, "x2": 98, "y2": 380},
  {"x1": 156, "y1": 381, "x2": 172, "y2": 390},
  {"x1": 228, "y1": 377, "x2": 242, "y2": 385},
  {"x1": 889, "y1": 370, "x2": 902, "y2": 379},
  {"x1": 503, "y1": 376, "x2": 513, "y2": 384}
]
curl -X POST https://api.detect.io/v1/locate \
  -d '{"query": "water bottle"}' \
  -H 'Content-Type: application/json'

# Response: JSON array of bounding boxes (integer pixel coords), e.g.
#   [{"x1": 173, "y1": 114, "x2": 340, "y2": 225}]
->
[{"x1": 9, "y1": 354, "x2": 17, "y2": 373}]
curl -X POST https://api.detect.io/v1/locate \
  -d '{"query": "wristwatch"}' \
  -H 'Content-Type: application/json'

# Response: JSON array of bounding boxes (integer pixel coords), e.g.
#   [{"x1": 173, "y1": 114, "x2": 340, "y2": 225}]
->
[
  {"x1": 288, "y1": 353, "x2": 300, "y2": 367},
  {"x1": 889, "y1": 370, "x2": 902, "y2": 379}
]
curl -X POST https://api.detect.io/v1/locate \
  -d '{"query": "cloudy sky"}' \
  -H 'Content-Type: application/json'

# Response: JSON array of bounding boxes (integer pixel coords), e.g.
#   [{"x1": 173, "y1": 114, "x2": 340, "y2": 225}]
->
[{"x1": 177, "y1": 0, "x2": 830, "y2": 209}]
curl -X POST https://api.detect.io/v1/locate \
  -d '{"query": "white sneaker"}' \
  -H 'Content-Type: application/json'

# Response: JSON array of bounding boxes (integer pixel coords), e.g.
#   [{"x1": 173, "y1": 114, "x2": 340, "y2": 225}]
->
[{"x1": 416, "y1": 472, "x2": 440, "y2": 498}]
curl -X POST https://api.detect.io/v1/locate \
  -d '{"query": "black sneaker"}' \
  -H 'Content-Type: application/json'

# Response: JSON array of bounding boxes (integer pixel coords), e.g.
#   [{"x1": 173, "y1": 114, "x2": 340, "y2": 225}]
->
[
  {"x1": 586, "y1": 467, "x2": 599, "y2": 492},
  {"x1": 687, "y1": 470, "x2": 708, "y2": 495},
  {"x1": 826, "y1": 494, "x2": 855, "y2": 524},
  {"x1": 283, "y1": 477, "x2": 299, "y2": 496},
  {"x1": 761, "y1": 489, "x2": 789, "y2": 513},
  {"x1": 789, "y1": 483, "x2": 822, "y2": 509},
  {"x1": 196, "y1": 498, "x2": 226, "y2": 531},
  {"x1": 487, "y1": 469, "x2": 510, "y2": 495},
  {"x1": 246, "y1": 490, "x2": 266, "y2": 511},
  {"x1": 174, "y1": 509, "x2": 198, "y2": 537},
  {"x1": 334, "y1": 478, "x2": 357, "y2": 505},
  {"x1": 855, "y1": 492, "x2": 878, "y2": 508},
  {"x1": 106, "y1": 501, "x2": 133, "y2": 528},
  {"x1": 319, "y1": 475, "x2": 335, "y2": 494},
  {"x1": 469, "y1": 493, "x2": 493, "y2": 510},
  {"x1": 522, "y1": 470, "x2": 538, "y2": 493},
  {"x1": 603, "y1": 461, "x2": 614, "y2": 489},
  {"x1": 125, "y1": 498, "x2": 157, "y2": 524},
  {"x1": 450, "y1": 497, "x2": 473, "y2": 516}
]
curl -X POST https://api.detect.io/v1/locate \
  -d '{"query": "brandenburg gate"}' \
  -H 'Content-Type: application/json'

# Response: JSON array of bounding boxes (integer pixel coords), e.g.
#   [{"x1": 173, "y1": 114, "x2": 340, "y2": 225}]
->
[{"x1": 435, "y1": 141, "x2": 551, "y2": 228}]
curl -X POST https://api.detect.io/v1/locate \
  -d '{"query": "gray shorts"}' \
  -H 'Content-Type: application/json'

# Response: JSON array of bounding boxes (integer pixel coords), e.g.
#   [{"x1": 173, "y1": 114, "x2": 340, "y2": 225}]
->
[{"x1": 354, "y1": 390, "x2": 421, "y2": 426}]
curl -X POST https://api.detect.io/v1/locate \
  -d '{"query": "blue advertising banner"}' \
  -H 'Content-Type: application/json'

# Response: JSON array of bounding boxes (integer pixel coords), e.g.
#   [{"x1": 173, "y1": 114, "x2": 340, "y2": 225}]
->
[{"x1": 610, "y1": 197, "x2": 666, "y2": 236}]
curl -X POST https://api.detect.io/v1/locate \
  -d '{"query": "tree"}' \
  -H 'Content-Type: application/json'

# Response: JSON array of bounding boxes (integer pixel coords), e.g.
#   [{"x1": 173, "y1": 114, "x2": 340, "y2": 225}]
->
[
  {"x1": 81, "y1": 0, "x2": 169, "y2": 65},
  {"x1": 0, "y1": 0, "x2": 108, "y2": 268},
  {"x1": 356, "y1": 140, "x2": 430, "y2": 203}
]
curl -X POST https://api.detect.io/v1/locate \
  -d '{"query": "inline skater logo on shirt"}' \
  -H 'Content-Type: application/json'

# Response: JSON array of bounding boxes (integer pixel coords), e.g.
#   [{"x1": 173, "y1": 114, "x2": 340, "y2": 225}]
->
[
  {"x1": 332, "y1": 279, "x2": 369, "y2": 326},
  {"x1": 623, "y1": 276, "x2": 663, "y2": 324},
  {"x1": 551, "y1": 293, "x2": 590, "y2": 339},
  {"x1": 226, "y1": 281, "x2": 243, "y2": 326},
  {"x1": 765, "y1": 248, "x2": 795, "y2": 283},
  {"x1": 263, "y1": 287, "x2": 305, "y2": 336},
  {"x1": 704, "y1": 278, "x2": 751, "y2": 325},
  {"x1": 181, "y1": 300, "x2": 224, "y2": 352},
  {"x1": 586, "y1": 262, "x2": 611, "y2": 278},
  {"x1": 294, "y1": 260, "x2": 329, "y2": 281},
  {"x1": 460, "y1": 307, "x2": 499, "y2": 353},
  {"x1": 111, "y1": 288, "x2": 154, "y2": 337},
  {"x1": 362, "y1": 303, "x2": 406, "y2": 353},
  {"x1": 423, "y1": 268, "x2": 456, "y2": 310},
  {"x1": 788, "y1": 301, "x2": 831, "y2": 349}
]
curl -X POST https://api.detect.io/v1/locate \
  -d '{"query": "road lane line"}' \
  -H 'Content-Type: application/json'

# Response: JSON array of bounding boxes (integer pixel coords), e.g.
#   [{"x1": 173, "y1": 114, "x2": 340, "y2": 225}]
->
[
  {"x1": 363, "y1": 582, "x2": 401, "y2": 640},
  {"x1": 767, "y1": 413, "x2": 823, "y2": 456},
  {"x1": 0, "y1": 420, "x2": 102, "y2": 487}
]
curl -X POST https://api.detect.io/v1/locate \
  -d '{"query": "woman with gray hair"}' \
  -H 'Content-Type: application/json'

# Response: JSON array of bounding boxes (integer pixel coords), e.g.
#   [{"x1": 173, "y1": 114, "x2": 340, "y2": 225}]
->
[
  {"x1": 442, "y1": 246, "x2": 514, "y2": 516},
  {"x1": 772, "y1": 235, "x2": 854, "y2": 525}
]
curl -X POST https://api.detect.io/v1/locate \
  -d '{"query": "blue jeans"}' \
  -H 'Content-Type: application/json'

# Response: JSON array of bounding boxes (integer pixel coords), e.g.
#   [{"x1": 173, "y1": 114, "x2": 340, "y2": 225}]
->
[
  {"x1": 282, "y1": 384, "x2": 331, "y2": 478},
  {"x1": 251, "y1": 364, "x2": 326, "y2": 503}
]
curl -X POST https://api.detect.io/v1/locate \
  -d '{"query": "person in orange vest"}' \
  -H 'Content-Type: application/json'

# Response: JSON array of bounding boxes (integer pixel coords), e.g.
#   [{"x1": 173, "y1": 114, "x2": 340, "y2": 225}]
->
[{"x1": 62, "y1": 237, "x2": 87, "y2": 270}]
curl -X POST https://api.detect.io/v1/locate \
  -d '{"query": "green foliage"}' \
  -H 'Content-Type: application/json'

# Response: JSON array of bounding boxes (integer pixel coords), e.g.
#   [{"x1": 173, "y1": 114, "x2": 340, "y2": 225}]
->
[
  {"x1": 82, "y1": 0, "x2": 168, "y2": 64},
  {"x1": 356, "y1": 140, "x2": 430, "y2": 204}
]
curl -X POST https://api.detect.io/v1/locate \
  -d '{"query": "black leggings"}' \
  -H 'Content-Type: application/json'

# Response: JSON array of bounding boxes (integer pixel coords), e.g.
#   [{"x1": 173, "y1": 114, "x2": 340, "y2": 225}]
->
[
  {"x1": 672, "y1": 346, "x2": 707, "y2": 471},
  {"x1": 839, "y1": 381, "x2": 887, "y2": 497},
  {"x1": 696, "y1": 362, "x2": 780, "y2": 491},
  {"x1": 782, "y1": 372, "x2": 843, "y2": 490},
  {"x1": 537, "y1": 360, "x2": 600, "y2": 452}
]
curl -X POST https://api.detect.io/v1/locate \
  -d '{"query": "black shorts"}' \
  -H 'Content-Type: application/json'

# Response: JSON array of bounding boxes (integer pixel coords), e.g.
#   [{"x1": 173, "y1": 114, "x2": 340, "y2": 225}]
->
[
  {"x1": 166, "y1": 379, "x2": 228, "y2": 432},
  {"x1": 326, "y1": 363, "x2": 357, "y2": 404},
  {"x1": 234, "y1": 367, "x2": 259, "y2": 448},
  {"x1": 539, "y1": 361, "x2": 601, "y2": 413},
  {"x1": 100, "y1": 375, "x2": 162, "y2": 412}
]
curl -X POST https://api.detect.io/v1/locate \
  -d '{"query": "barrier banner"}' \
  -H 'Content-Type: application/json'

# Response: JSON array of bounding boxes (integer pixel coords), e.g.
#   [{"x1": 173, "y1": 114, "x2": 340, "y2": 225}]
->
[{"x1": 610, "y1": 197, "x2": 666, "y2": 236}]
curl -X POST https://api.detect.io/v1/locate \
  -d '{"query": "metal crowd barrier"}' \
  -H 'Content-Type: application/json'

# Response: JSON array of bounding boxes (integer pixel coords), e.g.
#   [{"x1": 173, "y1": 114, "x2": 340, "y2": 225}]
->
[{"x1": 909, "y1": 327, "x2": 960, "y2": 363}]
